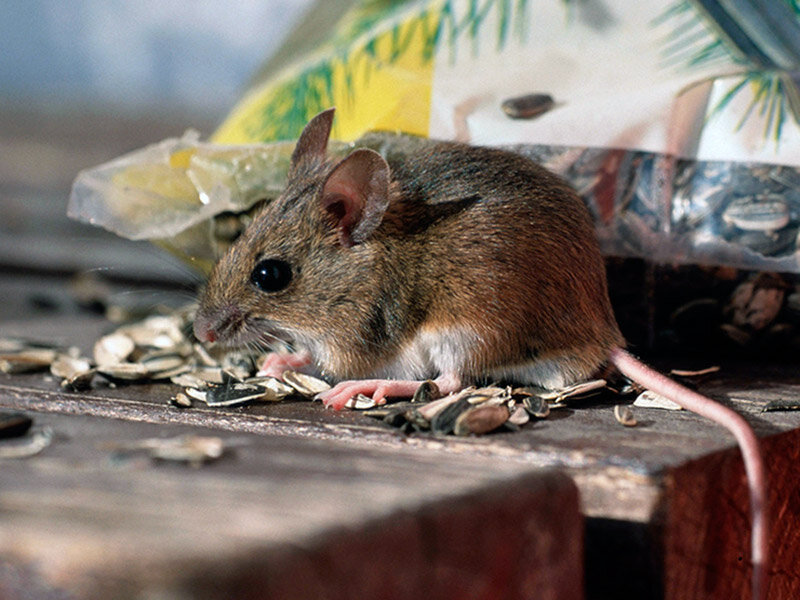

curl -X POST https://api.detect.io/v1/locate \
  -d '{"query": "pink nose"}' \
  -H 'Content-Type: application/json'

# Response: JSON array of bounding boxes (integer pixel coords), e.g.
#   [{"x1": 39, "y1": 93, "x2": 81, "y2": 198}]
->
[{"x1": 193, "y1": 318, "x2": 216, "y2": 343}]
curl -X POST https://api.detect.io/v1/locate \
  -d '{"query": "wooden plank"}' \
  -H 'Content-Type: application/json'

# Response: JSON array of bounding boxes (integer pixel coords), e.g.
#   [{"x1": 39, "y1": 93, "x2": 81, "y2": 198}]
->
[
  {"x1": 0, "y1": 412, "x2": 582, "y2": 600},
  {"x1": 3, "y1": 315, "x2": 800, "y2": 598}
]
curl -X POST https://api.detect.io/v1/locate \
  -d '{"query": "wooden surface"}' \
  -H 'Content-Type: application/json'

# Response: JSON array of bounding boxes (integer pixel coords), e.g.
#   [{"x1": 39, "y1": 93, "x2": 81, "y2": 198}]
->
[
  {"x1": 2, "y1": 316, "x2": 800, "y2": 599},
  {"x1": 0, "y1": 412, "x2": 581, "y2": 600}
]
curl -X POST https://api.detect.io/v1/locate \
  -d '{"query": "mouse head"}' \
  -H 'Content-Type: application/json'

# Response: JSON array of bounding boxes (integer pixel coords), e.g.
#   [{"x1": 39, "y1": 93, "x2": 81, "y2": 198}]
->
[{"x1": 194, "y1": 109, "x2": 396, "y2": 356}]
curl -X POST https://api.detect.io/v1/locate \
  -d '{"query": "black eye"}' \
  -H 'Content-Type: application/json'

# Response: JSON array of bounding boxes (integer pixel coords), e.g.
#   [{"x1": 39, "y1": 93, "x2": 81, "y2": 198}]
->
[{"x1": 250, "y1": 259, "x2": 293, "y2": 293}]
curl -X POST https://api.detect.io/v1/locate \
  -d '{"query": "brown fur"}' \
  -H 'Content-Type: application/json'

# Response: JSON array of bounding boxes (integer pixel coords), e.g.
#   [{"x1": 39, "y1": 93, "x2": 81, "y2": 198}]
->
[{"x1": 195, "y1": 110, "x2": 624, "y2": 386}]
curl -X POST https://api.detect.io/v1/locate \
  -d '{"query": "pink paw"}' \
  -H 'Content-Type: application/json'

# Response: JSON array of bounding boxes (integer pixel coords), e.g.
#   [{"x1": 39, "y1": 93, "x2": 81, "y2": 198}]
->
[
  {"x1": 318, "y1": 375, "x2": 462, "y2": 411},
  {"x1": 257, "y1": 350, "x2": 312, "y2": 378}
]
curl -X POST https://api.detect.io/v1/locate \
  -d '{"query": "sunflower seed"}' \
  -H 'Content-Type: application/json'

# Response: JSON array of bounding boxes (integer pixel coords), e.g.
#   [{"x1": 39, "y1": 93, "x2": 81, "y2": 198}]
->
[
  {"x1": 431, "y1": 393, "x2": 475, "y2": 435},
  {"x1": 467, "y1": 386, "x2": 509, "y2": 404},
  {"x1": 762, "y1": 399, "x2": 800, "y2": 412},
  {"x1": 454, "y1": 404, "x2": 510, "y2": 436},
  {"x1": 203, "y1": 382, "x2": 271, "y2": 406},
  {"x1": 149, "y1": 435, "x2": 224, "y2": 465},
  {"x1": 0, "y1": 412, "x2": 33, "y2": 439},
  {"x1": 140, "y1": 353, "x2": 186, "y2": 376},
  {"x1": 412, "y1": 380, "x2": 441, "y2": 403},
  {"x1": 171, "y1": 367, "x2": 226, "y2": 387},
  {"x1": 501, "y1": 93, "x2": 555, "y2": 119},
  {"x1": 521, "y1": 395, "x2": 551, "y2": 418},
  {"x1": 416, "y1": 387, "x2": 474, "y2": 421},
  {"x1": 170, "y1": 392, "x2": 193, "y2": 408},
  {"x1": 345, "y1": 393, "x2": 377, "y2": 410},
  {"x1": 538, "y1": 379, "x2": 607, "y2": 402},
  {"x1": 244, "y1": 376, "x2": 295, "y2": 399},
  {"x1": 50, "y1": 355, "x2": 96, "y2": 391},
  {"x1": 0, "y1": 349, "x2": 59, "y2": 374},
  {"x1": 508, "y1": 404, "x2": 530, "y2": 426},
  {"x1": 93, "y1": 332, "x2": 135, "y2": 365},
  {"x1": 633, "y1": 390, "x2": 683, "y2": 410},
  {"x1": 614, "y1": 404, "x2": 638, "y2": 426},
  {"x1": 109, "y1": 435, "x2": 224, "y2": 466},
  {"x1": 282, "y1": 371, "x2": 331, "y2": 396},
  {"x1": 120, "y1": 315, "x2": 186, "y2": 348},
  {"x1": 184, "y1": 387, "x2": 208, "y2": 402},
  {"x1": 722, "y1": 195, "x2": 790, "y2": 231},
  {"x1": 96, "y1": 362, "x2": 149, "y2": 381}
]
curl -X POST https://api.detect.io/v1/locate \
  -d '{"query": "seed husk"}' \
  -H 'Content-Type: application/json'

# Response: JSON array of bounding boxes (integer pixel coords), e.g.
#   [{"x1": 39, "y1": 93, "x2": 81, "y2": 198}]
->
[
  {"x1": 93, "y1": 332, "x2": 135, "y2": 366},
  {"x1": 633, "y1": 390, "x2": 683, "y2": 410},
  {"x1": 184, "y1": 387, "x2": 208, "y2": 402},
  {"x1": 416, "y1": 388, "x2": 475, "y2": 422},
  {"x1": 466, "y1": 386, "x2": 509, "y2": 405},
  {"x1": 50, "y1": 354, "x2": 92, "y2": 379},
  {"x1": 282, "y1": 371, "x2": 331, "y2": 396},
  {"x1": 541, "y1": 379, "x2": 607, "y2": 402},
  {"x1": 109, "y1": 435, "x2": 225, "y2": 466},
  {"x1": 762, "y1": 399, "x2": 800, "y2": 412},
  {"x1": 345, "y1": 393, "x2": 377, "y2": 410},
  {"x1": 96, "y1": 362, "x2": 149, "y2": 381},
  {"x1": 521, "y1": 395, "x2": 551, "y2": 418},
  {"x1": 149, "y1": 435, "x2": 224, "y2": 465},
  {"x1": 0, "y1": 349, "x2": 59, "y2": 374},
  {"x1": 431, "y1": 393, "x2": 475, "y2": 435},
  {"x1": 120, "y1": 315, "x2": 185, "y2": 348},
  {"x1": 508, "y1": 404, "x2": 530, "y2": 426},
  {"x1": 614, "y1": 404, "x2": 638, "y2": 426},
  {"x1": 454, "y1": 404, "x2": 510, "y2": 436},
  {"x1": 170, "y1": 392, "x2": 193, "y2": 408},
  {"x1": 244, "y1": 376, "x2": 295, "y2": 399},
  {"x1": 412, "y1": 380, "x2": 441, "y2": 403},
  {"x1": 0, "y1": 411, "x2": 33, "y2": 439},
  {"x1": 139, "y1": 353, "x2": 186, "y2": 374},
  {"x1": 204, "y1": 382, "x2": 273, "y2": 407},
  {"x1": 171, "y1": 368, "x2": 226, "y2": 387}
]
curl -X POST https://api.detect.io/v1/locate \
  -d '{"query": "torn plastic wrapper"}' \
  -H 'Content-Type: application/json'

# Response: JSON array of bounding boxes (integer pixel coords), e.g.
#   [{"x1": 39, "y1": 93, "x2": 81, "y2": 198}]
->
[
  {"x1": 68, "y1": 0, "x2": 800, "y2": 274},
  {"x1": 67, "y1": 131, "x2": 423, "y2": 273},
  {"x1": 69, "y1": 132, "x2": 302, "y2": 272}
]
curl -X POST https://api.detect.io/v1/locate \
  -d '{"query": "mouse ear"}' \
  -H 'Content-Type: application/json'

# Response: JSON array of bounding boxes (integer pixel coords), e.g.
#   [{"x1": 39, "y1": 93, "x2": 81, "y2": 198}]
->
[
  {"x1": 320, "y1": 148, "x2": 390, "y2": 247},
  {"x1": 291, "y1": 108, "x2": 335, "y2": 172}
]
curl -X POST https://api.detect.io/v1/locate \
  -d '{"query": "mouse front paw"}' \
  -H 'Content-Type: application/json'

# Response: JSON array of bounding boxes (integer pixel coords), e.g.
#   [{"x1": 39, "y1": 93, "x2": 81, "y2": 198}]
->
[{"x1": 257, "y1": 350, "x2": 312, "y2": 378}]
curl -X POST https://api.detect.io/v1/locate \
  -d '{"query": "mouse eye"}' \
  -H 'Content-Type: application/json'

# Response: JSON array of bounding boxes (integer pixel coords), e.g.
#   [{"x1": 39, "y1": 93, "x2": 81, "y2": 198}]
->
[{"x1": 250, "y1": 259, "x2": 292, "y2": 293}]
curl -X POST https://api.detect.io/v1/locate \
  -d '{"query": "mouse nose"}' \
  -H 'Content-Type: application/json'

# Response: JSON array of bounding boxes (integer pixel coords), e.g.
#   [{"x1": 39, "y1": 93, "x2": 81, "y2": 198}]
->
[
  {"x1": 193, "y1": 303, "x2": 242, "y2": 344},
  {"x1": 193, "y1": 317, "x2": 217, "y2": 343}
]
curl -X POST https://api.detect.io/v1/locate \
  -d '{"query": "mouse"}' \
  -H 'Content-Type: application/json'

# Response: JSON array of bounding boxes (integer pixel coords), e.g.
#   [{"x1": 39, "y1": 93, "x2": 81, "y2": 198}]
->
[{"x1": 193, "y1": 108, "x2": 767, "y2": 598}]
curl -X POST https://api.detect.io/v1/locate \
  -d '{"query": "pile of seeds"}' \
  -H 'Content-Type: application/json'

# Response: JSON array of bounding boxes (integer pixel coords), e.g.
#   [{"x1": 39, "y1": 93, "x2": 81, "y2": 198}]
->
[
  {"x1": 361, "y1": 379, "x2": 617, "y2": 436},
  {"x1": 174, "y1": 369, "x2": 331, "y2": 409},
  {"x1": 2, "y1": 306, "x2": 662, "y2": 436}
]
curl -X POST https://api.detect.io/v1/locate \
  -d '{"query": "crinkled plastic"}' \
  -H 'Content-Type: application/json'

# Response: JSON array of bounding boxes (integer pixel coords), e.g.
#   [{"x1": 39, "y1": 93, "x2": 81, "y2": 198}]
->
[
  {"x1": 68, "y1": 131, "x2": 296, "y2": 241},
  {"x1": 69, "y1": 0, "x2": 800, "y2": 273}
]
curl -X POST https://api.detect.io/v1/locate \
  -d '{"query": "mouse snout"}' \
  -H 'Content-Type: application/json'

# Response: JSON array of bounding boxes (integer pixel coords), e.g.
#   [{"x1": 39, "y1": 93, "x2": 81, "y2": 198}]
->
[
  {"x1": 193, "y1": 303, "x2": 243, "y2": 344},
  {"x1": 192, "y1": 314, "x2": 217, "y2": 343}
]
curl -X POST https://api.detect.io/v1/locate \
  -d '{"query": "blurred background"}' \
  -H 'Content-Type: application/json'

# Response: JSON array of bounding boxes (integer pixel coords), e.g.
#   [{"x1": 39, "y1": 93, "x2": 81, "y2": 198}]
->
[{"x1": 0, "y1": 0, "x2": 315, "y2": 320}]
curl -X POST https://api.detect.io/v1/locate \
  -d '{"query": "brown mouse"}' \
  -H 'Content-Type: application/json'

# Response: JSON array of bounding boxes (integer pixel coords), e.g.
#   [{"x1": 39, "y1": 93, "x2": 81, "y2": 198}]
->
[{"x1": 193, "y1": 109, "x2": 767, "y2": 598}]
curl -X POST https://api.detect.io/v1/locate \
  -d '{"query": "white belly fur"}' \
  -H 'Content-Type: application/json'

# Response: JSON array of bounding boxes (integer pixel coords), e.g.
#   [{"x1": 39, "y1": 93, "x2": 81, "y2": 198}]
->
[{"x1": 371, "y1": 325, "x2": 598, "y2": 389}]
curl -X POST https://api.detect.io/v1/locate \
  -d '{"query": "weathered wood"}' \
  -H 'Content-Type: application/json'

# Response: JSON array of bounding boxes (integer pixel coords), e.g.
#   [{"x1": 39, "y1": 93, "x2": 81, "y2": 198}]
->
[
  {"x1": 3, "y1": 316, "x2": 800, "y2": 598},
  {"x1": 0, "y1": 412, "x2": 582, "y2": 600}
]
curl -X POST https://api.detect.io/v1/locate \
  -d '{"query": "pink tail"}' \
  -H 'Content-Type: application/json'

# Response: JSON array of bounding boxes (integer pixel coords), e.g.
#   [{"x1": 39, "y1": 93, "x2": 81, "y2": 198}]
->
[{"x1": 610, "y1": 347, "x2": 768, "y2": 600}]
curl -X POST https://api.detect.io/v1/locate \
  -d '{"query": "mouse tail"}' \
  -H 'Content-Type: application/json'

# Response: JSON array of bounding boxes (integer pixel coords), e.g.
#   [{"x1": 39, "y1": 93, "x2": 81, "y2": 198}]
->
[{"x1": 609, "y1": 347, "x2": 768, "y2": 600}]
